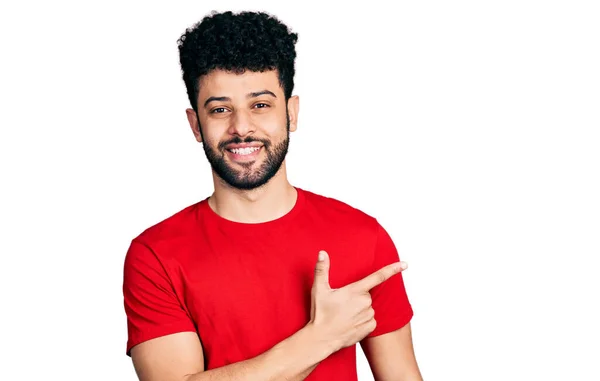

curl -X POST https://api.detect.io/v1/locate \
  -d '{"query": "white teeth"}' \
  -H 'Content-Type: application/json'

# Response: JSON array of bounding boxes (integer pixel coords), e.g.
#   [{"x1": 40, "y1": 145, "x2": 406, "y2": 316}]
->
[{"x1": 230, "y1": 147, "x2": 260, "y2": 155}]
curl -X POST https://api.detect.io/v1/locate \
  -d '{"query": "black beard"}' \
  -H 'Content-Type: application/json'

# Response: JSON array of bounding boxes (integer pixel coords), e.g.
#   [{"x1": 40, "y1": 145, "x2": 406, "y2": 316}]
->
[{"x1": 202, "y1": 119, "x2": 290, "y2": 190}]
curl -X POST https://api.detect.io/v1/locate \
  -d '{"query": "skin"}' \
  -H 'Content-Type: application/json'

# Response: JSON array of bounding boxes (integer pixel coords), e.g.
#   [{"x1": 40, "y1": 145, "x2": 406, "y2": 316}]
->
[
  {"x1": 185, "y1": 68, "x2": 299, "y2": 223},
  {"x1": 360, "y1": 324, "x2": 424, "y2": 380},
  {"x1": 131, "y1": 68, "x2": 423, "y2": 380}
]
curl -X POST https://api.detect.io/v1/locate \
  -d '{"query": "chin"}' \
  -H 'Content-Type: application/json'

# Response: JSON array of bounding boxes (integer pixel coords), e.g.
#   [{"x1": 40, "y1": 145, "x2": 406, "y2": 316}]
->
[{"x1": 223, "y1": 167, "x2": 281, "y2": 190}]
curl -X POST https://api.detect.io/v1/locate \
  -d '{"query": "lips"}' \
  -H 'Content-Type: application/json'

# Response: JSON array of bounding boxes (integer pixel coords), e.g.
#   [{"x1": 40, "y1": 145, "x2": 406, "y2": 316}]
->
[
  {"x1": 225, "y1": 143, "x2": 262, "y2": 150},
  {"x1": 229, "y1": 146, "x2": 261, "y2": 155}
]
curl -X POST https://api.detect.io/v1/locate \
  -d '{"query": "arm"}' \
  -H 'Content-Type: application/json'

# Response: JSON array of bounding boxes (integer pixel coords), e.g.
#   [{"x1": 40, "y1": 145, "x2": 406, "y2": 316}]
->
[
  {"x1": 131, "y1": 323, "x2": 332, "y2": 381},
  {"x1": 124, "y1": 240, "x2": 332, "y2": 381},
  {"x1": 359, "y1": 222, "x2": 422, "y2": 380},
  {"x1": 360, "y1": 323, "x2": 423, "y2": 381}
]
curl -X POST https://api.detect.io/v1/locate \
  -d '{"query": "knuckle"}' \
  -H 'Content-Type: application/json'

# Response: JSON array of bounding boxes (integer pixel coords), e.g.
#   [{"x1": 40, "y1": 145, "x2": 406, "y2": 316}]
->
[
  {"x1": 368, "y1": 307, "x2": 375, "y2": 318},
  {"x1": 369, "y1": 318, "x2": 377, "y2": 331}
]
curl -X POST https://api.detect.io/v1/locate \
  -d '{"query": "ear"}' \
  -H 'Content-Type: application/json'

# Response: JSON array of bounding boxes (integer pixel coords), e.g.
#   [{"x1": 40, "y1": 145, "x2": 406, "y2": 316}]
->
[
  {"x1": 185, "y1": 108, "x2": 203, "y2": 143},
  {"x1": 287, "y1": 95, "x2": 300, "y2": 132}
]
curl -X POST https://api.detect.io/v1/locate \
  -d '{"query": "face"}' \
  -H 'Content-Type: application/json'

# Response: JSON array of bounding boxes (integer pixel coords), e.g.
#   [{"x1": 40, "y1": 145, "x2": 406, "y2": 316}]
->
[{"x1": 186, "y1": 69, "x2": 299, "y2": 190}]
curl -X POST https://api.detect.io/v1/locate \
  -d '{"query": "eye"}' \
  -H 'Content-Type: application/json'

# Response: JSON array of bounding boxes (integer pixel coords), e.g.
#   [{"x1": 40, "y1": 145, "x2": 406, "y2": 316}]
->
[
  {"x1": 211, "y1": 107, "x2": 228, "y2": 114},
  {"x1": 254, "y1": 103, "x2": 270, "y2": 109}
]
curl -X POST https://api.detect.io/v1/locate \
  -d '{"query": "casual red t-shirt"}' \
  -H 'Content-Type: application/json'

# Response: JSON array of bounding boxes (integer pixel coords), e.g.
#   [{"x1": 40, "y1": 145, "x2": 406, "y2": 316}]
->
[{"x1": 123, "y1": 187, "x2": 413, "y2": 380}]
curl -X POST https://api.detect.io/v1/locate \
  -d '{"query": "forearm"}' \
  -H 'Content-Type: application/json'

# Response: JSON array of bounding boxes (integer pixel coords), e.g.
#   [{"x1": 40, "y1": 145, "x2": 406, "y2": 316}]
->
[{"x1": 185, "y1": 324, "x2": 333, "y2": 381}]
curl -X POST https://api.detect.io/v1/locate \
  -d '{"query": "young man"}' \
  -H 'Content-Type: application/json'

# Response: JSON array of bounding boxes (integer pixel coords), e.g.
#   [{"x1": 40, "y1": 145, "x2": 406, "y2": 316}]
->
[{"x1": 123, "y1": 10, "x2": 423, "y2": 381}]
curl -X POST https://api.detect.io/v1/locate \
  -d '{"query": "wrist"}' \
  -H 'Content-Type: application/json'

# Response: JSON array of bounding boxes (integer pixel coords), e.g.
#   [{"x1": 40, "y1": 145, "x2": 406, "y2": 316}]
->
[
  {"x1": 265, "y1": 323, "x2": 334, "y2": 380},
  {"x1": 301, "y1": 322, "x2": 338, "y2": 358}
]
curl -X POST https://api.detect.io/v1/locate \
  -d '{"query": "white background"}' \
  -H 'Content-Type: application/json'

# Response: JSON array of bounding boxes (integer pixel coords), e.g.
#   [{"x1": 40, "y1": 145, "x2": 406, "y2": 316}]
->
[{"x1": 1, "y1": 0, "x2": 599, "y2": 380}]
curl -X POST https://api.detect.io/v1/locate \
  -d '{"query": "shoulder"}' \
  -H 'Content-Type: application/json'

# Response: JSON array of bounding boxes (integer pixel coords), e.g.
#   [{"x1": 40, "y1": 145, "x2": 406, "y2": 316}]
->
[
  {"x1": 299, "y1": 187, "x2": 380, "y2": 233},
  {"x1": 130, "y1": 200, "x2": 204, "y2": 251}
]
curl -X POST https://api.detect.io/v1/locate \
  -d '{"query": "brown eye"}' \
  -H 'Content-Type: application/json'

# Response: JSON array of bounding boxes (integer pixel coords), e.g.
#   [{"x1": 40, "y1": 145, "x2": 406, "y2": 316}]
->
[
  {"x1": 254, "y1": 103, "x2": 269, "y2": 109},
  {"x1": 211, "y1": 107, "x2": 227, "y2": 114}
]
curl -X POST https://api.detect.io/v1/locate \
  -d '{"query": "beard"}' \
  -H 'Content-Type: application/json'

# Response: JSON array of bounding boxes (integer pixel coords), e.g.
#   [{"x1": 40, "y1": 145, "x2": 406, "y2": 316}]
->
[{"x1": 201, "y1": 117, "x2": 290, "y2": 191}]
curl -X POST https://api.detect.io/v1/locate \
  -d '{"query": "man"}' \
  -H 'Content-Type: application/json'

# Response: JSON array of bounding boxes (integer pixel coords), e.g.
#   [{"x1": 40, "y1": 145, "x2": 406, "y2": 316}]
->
[{"x1": 123, "y1": 10, "x2": 423, "y2": 381}]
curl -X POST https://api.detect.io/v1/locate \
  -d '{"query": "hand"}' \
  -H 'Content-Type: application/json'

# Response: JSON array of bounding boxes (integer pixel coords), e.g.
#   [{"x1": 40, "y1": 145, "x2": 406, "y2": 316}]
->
[{"x1": 307, "y1": 250, "x2": 407, "y2": 353}]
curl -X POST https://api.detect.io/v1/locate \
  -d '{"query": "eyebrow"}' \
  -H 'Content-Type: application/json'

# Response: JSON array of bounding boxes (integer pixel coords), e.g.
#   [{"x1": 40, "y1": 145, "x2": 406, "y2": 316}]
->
[{"x1": 203, "y1": 90, "x2": 277, "y2": 108}]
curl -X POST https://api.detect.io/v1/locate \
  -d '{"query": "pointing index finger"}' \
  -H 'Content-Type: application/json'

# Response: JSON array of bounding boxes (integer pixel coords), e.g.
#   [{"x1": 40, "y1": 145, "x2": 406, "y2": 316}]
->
[{"x1": 351, "y1": 262, "x2": 405, "y2": 292}]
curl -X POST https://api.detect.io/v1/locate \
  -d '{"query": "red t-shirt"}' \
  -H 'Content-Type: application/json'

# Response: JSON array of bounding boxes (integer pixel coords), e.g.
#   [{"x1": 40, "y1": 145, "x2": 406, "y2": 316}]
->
[{"x1": 123, "y1": 187, "x2": 413, "y2": 380}]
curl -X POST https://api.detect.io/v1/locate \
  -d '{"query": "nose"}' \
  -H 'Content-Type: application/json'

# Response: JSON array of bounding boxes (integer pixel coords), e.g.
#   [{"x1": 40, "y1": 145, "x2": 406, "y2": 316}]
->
[{"x1": 228, "y1": 109, "x2": 256, "y2": 137}]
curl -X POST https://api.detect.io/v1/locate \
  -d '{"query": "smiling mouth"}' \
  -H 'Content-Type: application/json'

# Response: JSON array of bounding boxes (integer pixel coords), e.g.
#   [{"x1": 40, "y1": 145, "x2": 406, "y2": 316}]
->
[
  {"x1": 225, "y1": 146, "x2": 263, "y2": 162},
  {"x1": 228, "y1": 146, "x2": 261, "y2": 155}
]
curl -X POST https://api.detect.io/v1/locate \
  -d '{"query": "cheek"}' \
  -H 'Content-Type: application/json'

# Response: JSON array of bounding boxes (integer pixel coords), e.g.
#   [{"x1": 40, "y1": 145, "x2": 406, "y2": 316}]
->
[
  {"x1": 199, "y1": 121, "x2": 225, "y2": 144},
  {"x1": 259, "y1": 113, "x2": 288, "y2": 134},
  {"x1": 200, "y1": 132, "x2": 222, "y2": 150}
]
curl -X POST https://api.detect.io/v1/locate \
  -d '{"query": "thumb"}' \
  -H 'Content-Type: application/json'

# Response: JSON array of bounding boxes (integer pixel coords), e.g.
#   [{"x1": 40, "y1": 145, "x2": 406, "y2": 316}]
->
[{"x1": 312, "y1": 250, "x2": 331, "y2": 290}]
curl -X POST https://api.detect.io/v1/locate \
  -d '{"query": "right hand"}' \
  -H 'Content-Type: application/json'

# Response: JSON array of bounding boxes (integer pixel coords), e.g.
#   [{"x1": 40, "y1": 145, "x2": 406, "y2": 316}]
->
[{"x1": 307, "y1": 250, "x2": 407, "y2": 353}]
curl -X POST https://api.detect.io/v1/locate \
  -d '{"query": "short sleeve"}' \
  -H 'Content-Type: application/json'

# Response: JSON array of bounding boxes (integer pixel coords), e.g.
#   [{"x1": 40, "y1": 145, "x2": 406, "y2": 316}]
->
[
  {"x1": 123, "y1": 239, "x2": 196, "y2": 356},
  {"x1": 365, "y1": 222, "x2": 414, "y2": 338}
]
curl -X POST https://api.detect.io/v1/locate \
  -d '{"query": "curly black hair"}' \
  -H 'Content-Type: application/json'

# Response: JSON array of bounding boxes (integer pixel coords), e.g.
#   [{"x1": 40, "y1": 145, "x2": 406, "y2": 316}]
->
[{"x1": 177, "y1": 11, "x2": 299, "y2": 113}]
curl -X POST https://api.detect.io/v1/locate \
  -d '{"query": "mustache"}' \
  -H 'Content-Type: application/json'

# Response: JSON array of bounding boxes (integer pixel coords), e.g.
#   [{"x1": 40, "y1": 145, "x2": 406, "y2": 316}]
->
[{"x1": 218, "y1": 136, "x2": 270, "y2": 150}]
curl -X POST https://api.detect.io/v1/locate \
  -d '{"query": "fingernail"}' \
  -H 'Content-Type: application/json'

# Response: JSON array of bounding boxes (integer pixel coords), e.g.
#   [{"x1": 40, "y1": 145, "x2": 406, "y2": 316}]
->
[{"x1": 318, "y1": 251, "x2": 325, "y2": 261}]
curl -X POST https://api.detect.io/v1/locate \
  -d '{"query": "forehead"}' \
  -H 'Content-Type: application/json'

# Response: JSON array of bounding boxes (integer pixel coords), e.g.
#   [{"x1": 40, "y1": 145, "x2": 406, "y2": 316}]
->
[{"x1": 198, "y1": 69, "x2": 282, "y2": 98}]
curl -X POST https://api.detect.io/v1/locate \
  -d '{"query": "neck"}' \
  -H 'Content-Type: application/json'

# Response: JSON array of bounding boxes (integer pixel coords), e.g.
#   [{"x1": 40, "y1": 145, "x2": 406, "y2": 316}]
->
[{"x1": 208, "y1": 162, "x2": 297, "y2": 223}]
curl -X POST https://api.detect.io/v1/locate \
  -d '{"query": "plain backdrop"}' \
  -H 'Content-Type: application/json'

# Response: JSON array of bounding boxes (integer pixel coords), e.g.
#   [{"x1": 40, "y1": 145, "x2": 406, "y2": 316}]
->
[{"x1": 1, "y1": 0, "x2": 599, "y2": 380}]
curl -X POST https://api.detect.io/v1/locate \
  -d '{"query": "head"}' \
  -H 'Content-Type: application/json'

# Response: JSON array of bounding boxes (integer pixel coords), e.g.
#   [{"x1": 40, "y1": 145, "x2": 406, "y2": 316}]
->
[{"x1": 177, "y1": 11, "x2": 299, "y2": 190}]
